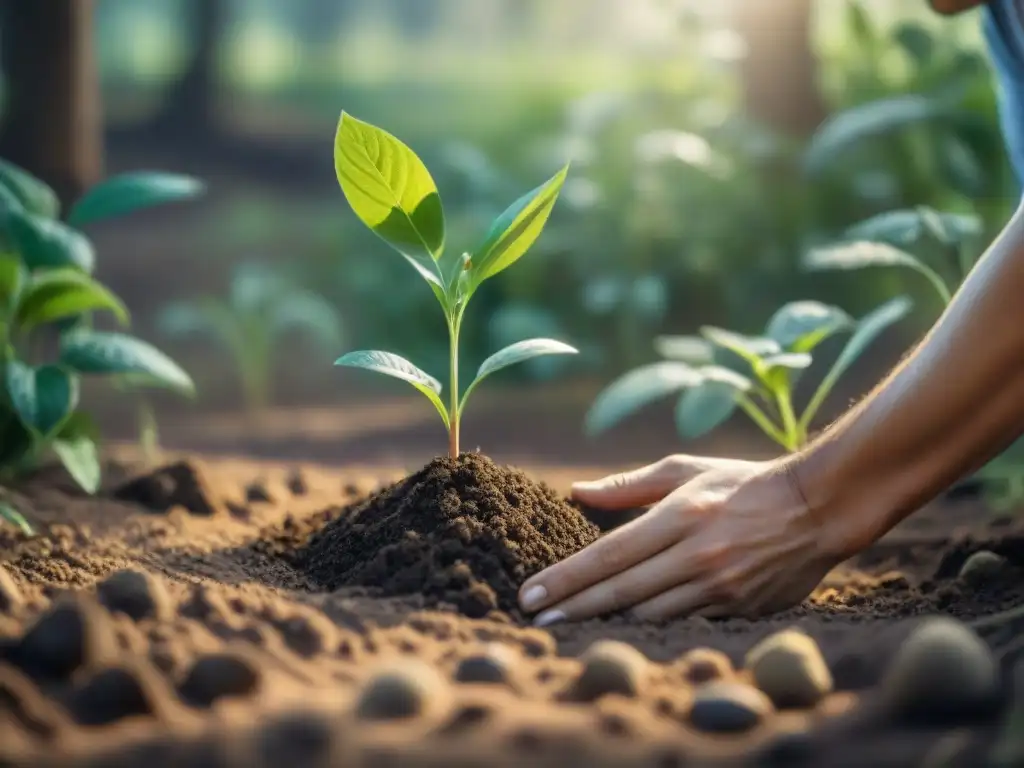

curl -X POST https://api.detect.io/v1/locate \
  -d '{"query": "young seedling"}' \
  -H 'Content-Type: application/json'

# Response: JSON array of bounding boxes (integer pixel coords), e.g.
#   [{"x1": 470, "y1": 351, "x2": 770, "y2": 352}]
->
[
  {"x1": 158, "y1": 262, "x2": 343, "y2": 414},
  {"x1": 803, "y1": 206, "x2": 982, "y2": 306},
  {"x1": 585, "y1": 297, "x2": 912, "y2": 451},
  {"x1": 332, "y1": 113, "x2": 578, "y2": 458},
  {"x1": 0, "y1": 160, "x2": 197, "y2": 506}
]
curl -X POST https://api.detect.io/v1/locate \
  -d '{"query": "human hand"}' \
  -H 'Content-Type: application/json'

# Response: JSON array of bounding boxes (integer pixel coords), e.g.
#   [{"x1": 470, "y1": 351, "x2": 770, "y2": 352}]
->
[{"x1": 519, "y1": 455, "x2": 865, "y2": 625}]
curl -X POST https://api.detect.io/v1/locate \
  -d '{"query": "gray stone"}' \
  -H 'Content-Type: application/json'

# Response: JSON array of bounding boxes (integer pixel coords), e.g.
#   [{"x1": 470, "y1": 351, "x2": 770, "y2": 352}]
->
[
  {"x1": 958, "y1": 551, "x2": 1007, "y2": 589},
  {"x1": 567, "y1": 640, "x2": 649, "y2": 702},
  {"x1": 689, "y1": 681, "x2": 774, "y2": 733},
  {"x1": 355, "y1": 660, "x2": 450, "y2": 721},
  {"x1": 745, "y1": 628, "x2": 833, "y2": 709}
]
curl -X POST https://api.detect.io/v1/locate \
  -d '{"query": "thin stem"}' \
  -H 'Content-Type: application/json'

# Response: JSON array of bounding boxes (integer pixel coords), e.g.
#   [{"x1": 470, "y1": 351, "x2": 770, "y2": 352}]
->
[
  {"x1": 775, "y1": 386, "x2": 804, "y2": 449},
  {"x1": 738, "y1": 395, "x2": 791, "y2": 451},
  {"x1": 915, "y1": 262, "x2": 953, "y2": 306},
  {"x1": 447, "y1": 312, "x2": 462, "y2": 459}
]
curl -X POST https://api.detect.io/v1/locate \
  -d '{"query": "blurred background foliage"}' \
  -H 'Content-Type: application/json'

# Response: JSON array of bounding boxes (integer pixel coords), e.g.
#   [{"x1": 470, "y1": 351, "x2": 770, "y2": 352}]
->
[{"x1": 1, "y1": 0, "x2": 1013, "y2": 408}]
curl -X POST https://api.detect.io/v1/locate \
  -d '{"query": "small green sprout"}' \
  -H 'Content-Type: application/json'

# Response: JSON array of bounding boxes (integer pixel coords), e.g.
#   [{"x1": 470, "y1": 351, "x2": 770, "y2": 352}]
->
[
  {"x1": 0, "y1": 160, "x2": 198, "y2": 508},
  {"x1": 0, "y1": 500, "x2": 31, "y2": 535},
  {"x1": 585, "y1": 297, "x2": 912, "y2": 451},
  {"x1": 332, "y1": 113, "x2": 578, "y2": 458},
  {"x1": 158, "y1": 262, "x2": 343, "y2": 414}
]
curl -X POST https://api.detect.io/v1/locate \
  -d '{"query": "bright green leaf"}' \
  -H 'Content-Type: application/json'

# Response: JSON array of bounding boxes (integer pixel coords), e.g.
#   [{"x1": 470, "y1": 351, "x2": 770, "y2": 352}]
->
[
  {"x1": 765, "y1": 301, "x2": 853, "y2": 353},
  {"x1": 4, "y1": 360, "x2": 79, "y2": 436},
  {"x1": 701, "y1": 327, "x2": 781, "y2": 367},
  {"x1": 67, "y1": 172, "x2": 205, "y2": 227},
  {"x1": 334, "y1": 350, "x2": 448, "y2": 428},
  {"x1": 760, "y1": 352, "x2": 813, "y2": 391},
  {"x1": 653, "y1": 335, "x2": 715, "y2": 364},
  {"x1": 59, "y1": 330, "x2": 195, "y2": 395},
  {"x1": 0, "y1": 254, "x2": 25, "y2": 312},
  {"x1": 13, "y1": 268, "x2": 129, "y2": 330},
  {"x1": 6, "y1": 211, "x2": 95, "y2": 273},
  {"x1": 53, "y1": 414, "x2": 101, "y2": 494},
  {"x1": 469, "y1": 164, "x2": 568, "y2": 289},
  {"x1": 334, "y1": 113, "x2": 446, "y2": 289},
  {"x1": 584, "y1": 361, "x2": 702, "y2": 436},
  {"x1": 460, "y1": 338, "x2": 577, "y2": 412},
  {"x1": 0, "y1": 502, "x2": 32, "y2": 535},
  {"x1": 0, "y1": 159, "x2": 59, "y2": 219}
]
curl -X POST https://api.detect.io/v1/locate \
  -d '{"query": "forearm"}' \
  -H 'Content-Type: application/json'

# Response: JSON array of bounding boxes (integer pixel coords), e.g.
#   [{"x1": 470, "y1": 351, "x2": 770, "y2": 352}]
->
[{"x1": 794, "y1": 203, "x2": 1024, "y2": 553}]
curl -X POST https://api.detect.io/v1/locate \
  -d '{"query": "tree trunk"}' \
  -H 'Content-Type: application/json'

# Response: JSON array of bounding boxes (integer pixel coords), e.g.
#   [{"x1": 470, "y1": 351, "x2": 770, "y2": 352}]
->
[
  {"x1": 158, "y1": 0, "x2": 226, "y2": 136},
  {"x1": 734, "y1": 0, "x2": 828, "y2": 139},
  {"x1": 0, "y1": 0, "x2": 102, "y2": 210}
]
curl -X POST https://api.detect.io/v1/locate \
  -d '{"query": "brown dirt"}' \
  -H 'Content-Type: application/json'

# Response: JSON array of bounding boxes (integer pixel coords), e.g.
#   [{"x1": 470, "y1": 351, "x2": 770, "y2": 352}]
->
[{"x1": 0, "y1": 452, "x2": 1021, "y2": 768}]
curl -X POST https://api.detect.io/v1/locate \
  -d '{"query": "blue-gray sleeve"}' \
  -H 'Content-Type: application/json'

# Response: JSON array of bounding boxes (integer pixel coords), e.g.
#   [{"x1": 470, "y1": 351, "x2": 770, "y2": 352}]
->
[{"x1": 984, "y1": 1, "x2": 1024, "y2": 190}]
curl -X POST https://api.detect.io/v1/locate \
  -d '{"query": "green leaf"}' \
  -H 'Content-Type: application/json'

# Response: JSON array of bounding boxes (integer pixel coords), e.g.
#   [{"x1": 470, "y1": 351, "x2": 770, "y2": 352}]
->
[
  {"x1": 800, "y1": 296, "x2": 913, "y2": 430},
  {"x1": 67, "y1": 172, "x2": 205, "y2": 227},
  {"x1": 803, "y1": 95, "x2": 951, "y2": 176},
  {"x1": 0, "y1": 159, "x2": 59, "y2": 219},
  {"x1": 584, "y1": 361, "x2": 702, "y2": 436},
  {"x1": 654, "y1": 335, "x2": 715, "y2": 364},
  {"x1": 0, "y1": 407, "x2": 35, "y2": 467},
  {"x1": 460, "y1": 338, "x2": 577, "y2": 412},
  {"x1": 53, "y1": 412, "x2": 101, "y2": 494},
  {"x1": 469, "y1": 165, "x2": 568, "y2": 291},
  {"x1": 760, "y1": 352, "x2": 813, "y2": 391},
  {"x1": 803, "y1": 241, "x2": 952, "y2": 304},
  {"x1": 893, "y1": 22, "x2": 934, "y2": 65},
  {"x1": 334, "y1": 113, "x2": 446, "y2": 289},
  {"x1": 334, "y1": 350, "x2": 448, "y2": 428},
  {"x1": 4, "y1": 360, "x2": 78, "y2": 436},
  {"x1": 59, "y1": 330, "x2": 195, "y2": 394},
  {"x1": 765, "y1": 301, "x2": 853, "y2": 353},
  {"x1": 13, "y1": 268, "x2": 129, "y2": 330},
  {"x1": 6, "y1": 211, "x2": 95, "y2": 273},
  {"x1": 701, "y1": 327, "x2": 780, "y2": 367},
  {"x1": 270, "y1": 290, "x2": 343, "y2": 350},
  {"x1": 674, "y1": 369, "x2": 748, "y2": 440},
  {"x1": 0, "y1": 502, "x2": 32, "y2": 535},
  {"x1": 841, "y1": 208, "x2": 981, "y2": 249},
  {"x1": 0, "y1": 254, "x2": 25, "y2": 312}
]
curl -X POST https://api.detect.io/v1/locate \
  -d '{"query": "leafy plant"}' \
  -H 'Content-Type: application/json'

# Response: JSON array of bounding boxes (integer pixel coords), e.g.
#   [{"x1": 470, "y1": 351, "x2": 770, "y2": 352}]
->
[
  {"x1": 158, "y1": 262, "x2": 344, "y2": 414},
  {"x1": 0, "y1": 161, "x2": 200, "y2": 530},
  {"x1": 585, "y1": 297, "x2": 912, "y2": 451},
  {"x1": 332, "y1": 113, "x2": 578, "y2": 458}
]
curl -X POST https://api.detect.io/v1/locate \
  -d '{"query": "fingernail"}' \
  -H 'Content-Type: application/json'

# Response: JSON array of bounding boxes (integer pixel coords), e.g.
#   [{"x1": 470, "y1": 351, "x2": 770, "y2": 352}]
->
[
  {"x1": 521, "y1": 584, "x2": 547, "y2": 611},
  {"x1": 572, "y1": 481, "x2": 599, "y2": 495},
  {"x1": 533, "y1": 609, "x2": 566, "y2": 628}
]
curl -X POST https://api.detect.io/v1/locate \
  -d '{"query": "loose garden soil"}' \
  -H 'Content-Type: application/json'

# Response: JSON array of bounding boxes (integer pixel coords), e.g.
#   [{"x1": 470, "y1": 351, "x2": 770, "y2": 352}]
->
[{"x1": 0, "y1": 450, "x2": 1022, "y2": 767}]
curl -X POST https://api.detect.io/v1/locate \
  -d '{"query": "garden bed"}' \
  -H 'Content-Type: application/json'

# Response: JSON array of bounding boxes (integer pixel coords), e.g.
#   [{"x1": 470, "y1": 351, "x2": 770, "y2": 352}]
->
[{"x1": 0, "y1": 449, "x2": 1021, "y2": 767}]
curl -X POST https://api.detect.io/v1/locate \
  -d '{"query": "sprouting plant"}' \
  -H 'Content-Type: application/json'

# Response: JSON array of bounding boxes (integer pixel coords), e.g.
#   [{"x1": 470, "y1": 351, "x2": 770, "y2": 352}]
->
[
  {"x1": 158, "y1": 262, "x2": 344, "y2": 414},
  {"x1": 332, "y1": 113, "x2": 578, "y2": 458},
  {"x1": 803, "y1": 206, "x2": 983, "y2": 307},
  {"x1": 0, "y1": 160, "x2": 199, "y2": 530},
  {"x1": 585, "y1": 297, "x2": 912, "y2": 451},
  {"x1": 0, "y1": 500, "x2": 31, "y2": 534}
]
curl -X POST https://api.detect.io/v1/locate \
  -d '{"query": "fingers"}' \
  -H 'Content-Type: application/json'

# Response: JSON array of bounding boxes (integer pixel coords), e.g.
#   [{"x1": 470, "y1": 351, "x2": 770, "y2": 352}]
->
[
  {"x1": 519, "y1": 501, "x2": 689, "y2": 615},
  {"x1": 571, "y1": 455, "x2": 709, "y2": 510}
]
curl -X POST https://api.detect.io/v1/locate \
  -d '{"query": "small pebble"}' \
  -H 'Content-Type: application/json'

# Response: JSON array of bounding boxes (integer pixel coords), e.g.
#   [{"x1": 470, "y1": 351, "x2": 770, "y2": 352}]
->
[
  {"x1": 690, "y1": 681, "x2": 774, "y2": 733},
  {"x1": 285, "y1": 470, "x2": 308, "y2": 496},
  {"x1": 882, "y1": 617, "x2": 998, "y2": 723},
  {"x1": 12, "y1": 597, "x2": 117, "y2": 681},
  {"x1": 958, "y1": 551, "x2": 1007, "y2": 589},
  {"x1": 745, "y1": 629, "x2": 833, "y2": 709},
  {"x1": 680, "y1": 647, "x2": 733, "y2": 685},
  {"x1": 454, "y1": 644, "x2": 519, "y2": 688},
  {"x1": 244, "y1": 481, "x2": 273, "y2": 504},
  {"x1": 97, "y1": 569, "x2": 172, "y2": 623},
  {"x1": 355, "y1": 660, "x2": 450, "y2": 721},
  {"x1": 66, "y1": 663, "x2": 166, "y2": 726},
  {"x1": 178, "y1": 651, "x2": 262, "y2": 708},
  {"x1": 566, "y1": 640, "x2": 649, "y2": 702},
  {"x1": 257, "y1": 710, "x2": 336, "y2": 766},
  {"x1": 0, "y1": 566, "x2": 23, "y2": 614}
]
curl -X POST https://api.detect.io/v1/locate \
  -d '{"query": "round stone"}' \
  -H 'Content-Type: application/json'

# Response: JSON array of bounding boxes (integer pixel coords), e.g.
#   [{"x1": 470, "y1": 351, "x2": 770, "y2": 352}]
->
[
  {"x1": 958, "y1": 551, "x2": 1007, "y2": 589},
  {"x1": 567, "y1": 640, "x2": 648, "y2": 702},
  {"x1": 690, "y1": 681, "x2": 774, "y2": 733},
  {"x1": 355, "y1": 660, "x2": 450, "y2": 721},
  {"x1": 745, "y1": 629, "x2": 833, "y2": 709}
]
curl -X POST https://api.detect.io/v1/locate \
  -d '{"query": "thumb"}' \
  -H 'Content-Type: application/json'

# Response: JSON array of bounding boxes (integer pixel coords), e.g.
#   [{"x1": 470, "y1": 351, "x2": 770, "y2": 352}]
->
[{"x1": 572, "y1": 456, "x2": 698, "y2": 510}]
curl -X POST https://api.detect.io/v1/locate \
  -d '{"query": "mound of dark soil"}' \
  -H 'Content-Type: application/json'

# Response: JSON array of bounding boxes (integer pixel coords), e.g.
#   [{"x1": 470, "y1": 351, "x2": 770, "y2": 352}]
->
[{"x1": 298, "y1": 453, "x2": 601, "y2": 618}]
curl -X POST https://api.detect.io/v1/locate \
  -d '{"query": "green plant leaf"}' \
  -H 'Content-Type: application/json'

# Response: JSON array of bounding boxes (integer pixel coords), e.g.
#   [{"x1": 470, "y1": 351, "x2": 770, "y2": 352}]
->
[
  {"x1": 803, "y1": 95, "x2": 951, "y2": 176},
  {"x1": 765, "y1": 301, "x2": 853, "y2": 353},
  {"x1": 701, "y1": 327, "x2": 780, "y2": 368},
  {"x1": 0, "y1": 159, "x2": 59, "y2": 219},
  {"x1": 0, "y1": 407, "x2": 35, "y2": 467},
  {"x1": 59, "y1": 330, "x2": 195, "y2": 394},
  {"x1": 6, "y1": 211, "x2": 95, "y2": 273},
  {"x1": 803, "y1": 241, "x2": 952, "y2": 304},
  {"x1": 334, "y1": 350, "x2": 448, "y2": 428},
  {"x1": 841, "y1": 208, "x2": 981, "y2": 249},
  {"x1": 800, "y1": 296, "x2": 913, "y2": 430},
  {"x1": 0, "y1": 254, "x2": 25, "y2": 312},
  {"x1": 460, "y1": 338, "x2": 577, "y2": 412},
  {"x1": 334, "y1": 113, "x2": 446, "y2": 289},
  {"x1": 0, "y1": 502, "x2": 32, "y2": 535},
  {"x1": 469, "y1": 165, "x2": 569, "y2": 291},
  {"x1": 4, "y1": 359, "x2": 78, "y2": 436},
  {"x1": 674, "y1": 366, "x2": 751, "y2": 440},
  {"x1": 67, "y1": 172, "x2": 205, "y2": 227},
  {"x1": 893, "y1": 22, "x2": 934, "y2": 65},
  {"x1": 654, "y1": 335, "x2": 715, "y2": 364},
  {"x1": 270, "y1": 290, "x2": 343, "y2": 350},
  {"x1": 760, "y1": 352, "x2": 813, "y2": 391},
  {"x1": 52, "y1": 412, "x2": 101, "y2": 494},
  {"x1": 13, "y1": 268, "x2": 129, "y2": 330},
  {"x1": 584, "y1": 361, "x2": 702, "y2": 436}
]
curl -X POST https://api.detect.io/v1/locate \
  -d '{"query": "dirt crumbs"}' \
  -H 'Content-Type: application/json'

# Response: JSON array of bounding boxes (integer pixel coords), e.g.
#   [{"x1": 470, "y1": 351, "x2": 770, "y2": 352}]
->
[{"x1": 297, "y1": 453, "x2": 601, "y2": 617}]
